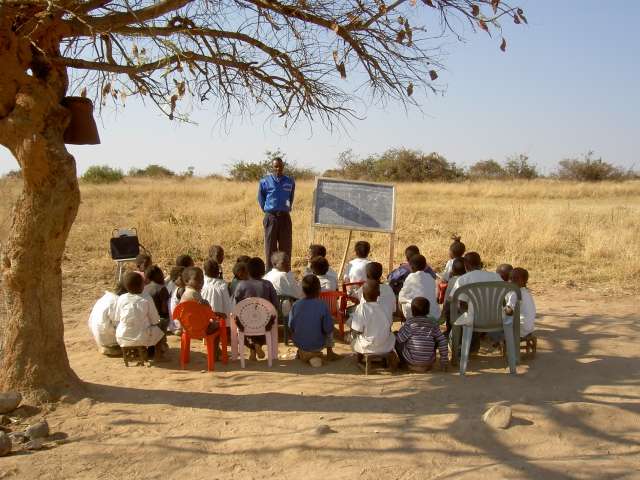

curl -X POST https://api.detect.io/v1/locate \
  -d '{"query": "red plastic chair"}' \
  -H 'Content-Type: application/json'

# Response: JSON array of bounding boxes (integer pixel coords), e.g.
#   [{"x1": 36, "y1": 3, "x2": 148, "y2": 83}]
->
[
  {"x1": 172, "y1": 301, "x2": 228, "y2": 371},
  {"x1": 319, "y1": 291, "x2": 348, "y2": 339},
  {"x1": 340, "y1": 281, "x2": 364, "y2": 320}
]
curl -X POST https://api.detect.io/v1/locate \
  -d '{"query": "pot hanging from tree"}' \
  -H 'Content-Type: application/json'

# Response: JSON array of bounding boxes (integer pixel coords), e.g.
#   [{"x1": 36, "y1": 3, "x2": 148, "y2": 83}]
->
[{"x1": 61, "y1": 96, "x2": 100, "y2": 145}]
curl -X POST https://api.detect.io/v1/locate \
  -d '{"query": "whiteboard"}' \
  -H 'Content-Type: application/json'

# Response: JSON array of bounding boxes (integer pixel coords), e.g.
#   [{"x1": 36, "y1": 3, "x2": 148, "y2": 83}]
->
[{"x1": 312, "y1": 178, "x2": 396, "y2": 233}]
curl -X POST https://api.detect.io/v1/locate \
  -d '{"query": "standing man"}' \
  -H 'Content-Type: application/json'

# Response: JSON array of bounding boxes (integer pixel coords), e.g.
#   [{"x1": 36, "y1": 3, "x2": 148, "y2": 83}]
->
[{"x1": 258, "y1": 157, "x2": 295, "y2": 270}]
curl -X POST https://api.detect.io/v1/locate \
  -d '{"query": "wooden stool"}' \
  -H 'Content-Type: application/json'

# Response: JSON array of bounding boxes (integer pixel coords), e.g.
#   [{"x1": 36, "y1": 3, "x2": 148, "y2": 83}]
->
[
  {"x1": 358, "y1": 353, "x2": 398, "y2": 375},
  {"x1": 122, "y1": 346, "x2": 148, "y2": 367}
]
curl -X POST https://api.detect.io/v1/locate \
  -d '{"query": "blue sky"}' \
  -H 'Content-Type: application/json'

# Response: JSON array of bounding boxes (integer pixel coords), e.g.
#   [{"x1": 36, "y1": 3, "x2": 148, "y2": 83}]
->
[{"x1": 1, "y1": 0, "x2": 638, "y2": 175}]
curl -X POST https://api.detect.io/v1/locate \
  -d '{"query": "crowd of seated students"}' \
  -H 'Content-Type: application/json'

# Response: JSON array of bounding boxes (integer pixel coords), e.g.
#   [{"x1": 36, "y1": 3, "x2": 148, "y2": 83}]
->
[{"x1": 88, "y1": 236, "x2": 536, "y2": 371}]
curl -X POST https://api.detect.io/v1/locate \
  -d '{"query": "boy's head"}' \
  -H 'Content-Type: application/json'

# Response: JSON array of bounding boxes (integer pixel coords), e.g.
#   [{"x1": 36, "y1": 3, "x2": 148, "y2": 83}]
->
[
  {"x1": 308, "y1": 244, "x2": 327, "y2": 260},
  {"x1": 451, "y1": 258, "x2": 466, "y2": 277},
  {"x1": 362, "y1": 279, "x2": 380, "y2": 302},
  {"x1": 232, "y1": 261, "x2": 249, "y2": 281},
  {"x1": 354, "y1": 240, "x2": 371, "y2": 259},
  {"x1": 301, "y1": 274, "x2": 321, "y2": 298},
  {"x1": 208, "y1": 245, "x2": 224, "y2": 264},
  {"x1": 449, "y1": 235, "x2": 466, "y2": 259},
  {"x1": 203, "y1": 258, "x2": 220, "y2": 279},
  {"x1": 247, "y1": 257, "x2": 266, "y2": 280},
  {"x1": 310, "y1": 256, "x2": 329, "y2": 276},
  {"x1": 365, "y1": 262, "x2": 383, "y2": 282},
  {"x1": 175, "y1": 254, "x2": 194, "y2": 268},
  {"x1": 404, "y1": 245, "x2": 420, "y2": 262},
  {"x1": 123, "y1": 271, "x2": 144, "y2": 294},
  {"x1": 271, "y1": 251, "x2": 290, "y2": 272},
  {"x1": 496, "y1": 263, "x2": 514, "y2": 282},
  {"x1": 409, "y1": 254, "x2": 427, "y2": 273},
  {"x1": 463, "y1": 252, "x2": 482, "y2": 271},
  {"x1": 510, "y1": 267, "x2": 529, "y2": 288},
  {"x1": 144, "y1": 265, "x2": 165, "y2": 285},
  {"x1": 411, "y1": 297, "x2": 430, "y2": 317},
  {"x1": 236, "y1": 255, "x2": 251, "y2": 264},
  {"x1": 135, "y1": 253, "x2": 152, "y2": 272},
  {"x1": 114, "y1": 281, "x2": 127, "y2": 296},
  {"x1": 182, "y1": 266, "x2": 204, "y2": 291},
  {"x1": 169, "y1": 266, "x2": 184, "y2": 282}
]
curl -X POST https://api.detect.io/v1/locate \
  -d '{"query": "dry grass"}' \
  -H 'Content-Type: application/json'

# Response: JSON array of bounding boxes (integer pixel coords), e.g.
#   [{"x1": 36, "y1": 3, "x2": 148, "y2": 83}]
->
[{"x1": 1, "y1": 178, "x2": 639, "y2": 294}]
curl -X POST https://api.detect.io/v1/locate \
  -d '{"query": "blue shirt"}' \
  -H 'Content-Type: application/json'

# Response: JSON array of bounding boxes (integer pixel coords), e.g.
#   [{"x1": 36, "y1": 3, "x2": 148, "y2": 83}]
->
[
  {"x1": 288, "y1": 298, "x2": 333, "y2": 352},
  {"x1": 258, "y1": 174, "x2": 295, "y2": 213}
]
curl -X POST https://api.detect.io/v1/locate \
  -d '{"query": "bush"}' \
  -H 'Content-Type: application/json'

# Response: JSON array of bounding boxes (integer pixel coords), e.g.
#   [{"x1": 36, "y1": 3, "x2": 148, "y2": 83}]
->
[
  {"x1": 468, "y1": 159, "x2": 506, "y2": 179},
  {"x1": 503, "y1": 154, "x2": 538, "y2": 179},
  {"x1": 2, "y1": 170, "x2": 22, "y2": 180},
  {"x1": 81, "y1": 165, "x2": 124, "y2": 184},
  {"x1": 128, "y1": 164, "x2": 175, "y2": 177},
  {"x1": 556, "y1": 152, "x2": 632, "y2": 181},
  {"x1": 227, "y1": 149, "x2": 316, "y2": 181},
  {"x1": 330, "y1": 148, "x2": 465, "y2": 182}
]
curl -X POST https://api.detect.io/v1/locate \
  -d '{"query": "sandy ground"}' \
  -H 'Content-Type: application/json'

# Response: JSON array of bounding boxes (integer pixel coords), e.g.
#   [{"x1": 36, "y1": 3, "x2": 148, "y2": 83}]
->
[{"x1": 1, "y1": 287, "x2": 639, "y2": 480}]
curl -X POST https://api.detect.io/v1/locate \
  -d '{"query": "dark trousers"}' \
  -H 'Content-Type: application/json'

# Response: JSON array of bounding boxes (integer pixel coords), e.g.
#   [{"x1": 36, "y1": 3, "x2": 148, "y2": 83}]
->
[{"x1": 263, "y1": 212, "x2": 292, "y2": 270}]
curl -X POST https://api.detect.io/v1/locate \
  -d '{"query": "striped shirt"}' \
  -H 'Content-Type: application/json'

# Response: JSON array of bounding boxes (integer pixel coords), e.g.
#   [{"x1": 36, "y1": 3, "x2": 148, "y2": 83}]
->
[{"x1": 396, "y1": 315, "x2": 448, "y2": 367}]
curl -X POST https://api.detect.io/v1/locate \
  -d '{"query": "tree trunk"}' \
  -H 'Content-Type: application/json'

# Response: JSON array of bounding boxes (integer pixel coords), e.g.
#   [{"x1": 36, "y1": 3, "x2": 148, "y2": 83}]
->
[{"x1": 0, "y1": 18, "x2": 81, "y2": 401}]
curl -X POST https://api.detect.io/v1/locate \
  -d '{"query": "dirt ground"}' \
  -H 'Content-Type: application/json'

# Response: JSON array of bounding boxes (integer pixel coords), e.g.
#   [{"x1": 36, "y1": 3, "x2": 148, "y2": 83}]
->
[{"x1": 1, "y1": 286, "x2": 639, "y2": 480}]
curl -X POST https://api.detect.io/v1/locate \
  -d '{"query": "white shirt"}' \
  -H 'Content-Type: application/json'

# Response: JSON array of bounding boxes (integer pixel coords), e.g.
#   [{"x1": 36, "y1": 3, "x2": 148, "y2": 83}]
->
[
  {"x1": 263, "y1": 268, "x2": 303, "y2": 299},
  {"x1": 317, "y1": 274, "x2": 337, "y2": 291},
  {"x1": 201, "y1": 275, "x2": 233, "y2": 315},
  {"x1": 398, "y1": 271, "x2": 439, "y2": 318},
  {"x1": 506, "y1": 287, "x2": 536, "y2": 336},
  {"x1": 88, "y1": 292, "x2": 119, "y2": 347},
  {"x1": 114, "y1": 293, "x2": 164, "y2": 347},
  {"x1": 343, "y1": 258, "x2": 371, "y2": 284},
  {"x1": 350, "y1": 301, "x2": 396, "y2": 354},
  {"x1": 355, "y1": 283, "x2": 396, "y2": 321},
  {"x1": 437, "y1": 258, "x2": 455, "y2": 281},
  {"x1": 450, "y1": 269, "x2": 503, "y2": 326},
  {"x1": 304, "y1": 266, "x2": 338, "y2": 287}
]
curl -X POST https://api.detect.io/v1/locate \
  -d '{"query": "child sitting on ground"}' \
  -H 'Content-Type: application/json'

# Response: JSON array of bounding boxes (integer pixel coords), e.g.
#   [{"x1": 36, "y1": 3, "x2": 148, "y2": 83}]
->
[
  {"x1": 115, "y1": 272, "x2": 166, "y2": 361},
  {"x1": 176, "y1": 254, "x2": 195, "y2": 268},
  {"x1": 135, "y1": 253, "x2": 152, "y2": 281},
  {"x1": 395, "y1": 297, "x2": 448, "y2": 372},
  {"x1": 505, "y1": 267, "x2": 536, "y2": 338},
  {"x1": 350, "y1": 280, "x2": 398, "y2": 369},
  {"x1": 208, "y1": 245, "x2": 225, "y2": 279},
  {"x1": 309, "y1": 255, "x2": 338, "y2": 291},
  {"x1": 437, "y1": 236, "x2": 466, "y2": 282},
  {"x1": 399, "y1": 254, "x2": 440, "y2": 320},
  {"x1": 88, "y1": 282, "x2": 127, "y2": 356},
  {"x1": 289, "y1": 274, "x2": 340, "y2": 364},
  {"x1": 228, "y1": 256, "x2": 250, "y2": 296},
  {"x1": 496, "y1": 263, "x2": 514, "y2": 282},
  {"x1": 355, "y1": 262, "x2": 396, "y2": 322},
  {"x1": 263, "y1": 251, "x2": 303, "y2": 299},
  {"x1": 233, "y1": 257, "x2": 278, "y2": 361},
  {"x1": 388, "y1": 245, "x2": 437, "y2": 295},
  {"x1": 201, "y1": 259, "x2": 232, "y2": 317},
  {"x1": 343, "y1": 240, "x2": 372, "y2": 286},
  {"x1": 143, "y1": 265, "x2": 170, "y2": 331},
  {"x1": 304, "y1": 244, "x2": 338, "y2": 287},
  {"x1": 440, "y1": 258, "x2": 466, "y2": 335}
]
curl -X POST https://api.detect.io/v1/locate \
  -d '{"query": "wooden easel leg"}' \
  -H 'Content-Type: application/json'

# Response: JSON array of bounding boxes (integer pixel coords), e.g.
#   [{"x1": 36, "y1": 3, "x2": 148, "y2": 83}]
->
[
  {"x1": 388, "y1": 232, "x2": 396, "y2": 276},
  {"x1": 338, "y1": 230, "x2": 353, "y2": 282}
]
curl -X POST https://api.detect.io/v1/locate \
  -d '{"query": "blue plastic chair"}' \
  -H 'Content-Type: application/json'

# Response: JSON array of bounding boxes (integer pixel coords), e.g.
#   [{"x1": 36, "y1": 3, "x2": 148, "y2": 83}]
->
[{"x1": 449, "y1": 281, "x2": 521, "y2": 375}]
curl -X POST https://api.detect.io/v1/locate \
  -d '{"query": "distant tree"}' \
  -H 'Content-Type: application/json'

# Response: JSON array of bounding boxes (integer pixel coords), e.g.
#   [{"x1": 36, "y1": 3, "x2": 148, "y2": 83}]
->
[
  {"x1": 504, "y1": 154, "x2": 538, "y2": 179},
  {"x1": 2, "y1": 170, "x2": 22, "y2": 180},
  {"x1": 228, "y1": 149, "x2": 316, "y2": 181},
  {"x1": 128, "y1": 164, "x2": 175, "y2": 178},
  {"x1": 81, "y1": 165, "x2": 124, "y2": 184},
  {"x1": 468, "y1": 159, "x2": 506, "y2": 179},
  {"x1": 556, "y1": 151, "x2": 632, "y2": 181}
]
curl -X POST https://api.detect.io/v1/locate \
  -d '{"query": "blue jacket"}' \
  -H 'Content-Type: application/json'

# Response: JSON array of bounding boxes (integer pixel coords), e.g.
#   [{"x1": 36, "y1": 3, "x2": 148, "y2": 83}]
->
[{"x1": 258, "y1": 174, "x2": 295, "y2": 213}]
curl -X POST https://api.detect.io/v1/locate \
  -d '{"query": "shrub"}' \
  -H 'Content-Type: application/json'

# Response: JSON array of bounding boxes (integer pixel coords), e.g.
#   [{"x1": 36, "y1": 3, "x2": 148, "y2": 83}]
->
[
  {"x1": 557, "y1": 152, "x2": 632, "y2": 181},
  {"x1": 227, "y1": 148, "x2": 316, "y2": 181},
  {"x1": 81, "y1": 165, "x2": 124, "y2": 184},
  {"x1": 468, "y1": 159, "x2": 506, "y2": 179},
  {"x1": 128, "y1": 164, "x2": 175, "y2": 177},
  {"x1": 504, "y1": 154, "x2": 538, "y2": 179},
  {"x1": 2, "y1": 170, "x2": 22, "y2": 180}
]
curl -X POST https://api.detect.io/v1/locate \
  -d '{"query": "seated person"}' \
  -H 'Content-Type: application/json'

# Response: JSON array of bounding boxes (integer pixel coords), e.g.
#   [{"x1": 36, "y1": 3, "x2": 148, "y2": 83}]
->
[
  {"x1": 355, "y1": 262, "x2": 396, "y2": 322},
  {"x1": 88, "y1": 282, "x2": 126, "y2": 356},
  {"x1": 143, "y1": 265, "x2": 170, "y2": 330},
  {"x1": 289, "y1": 275, "x2": 340, "y2": 364},
  {"x1": 309, "y1": 255, "x2": 337, "y2": 291},
  {"x1": 304, "y1": 244, "x2": 338, "y2": 287},
  {"x1": 179, "y1": 266, "x2": 209, "y2": 305},
  {"x1": 115, "y1": 272, "x2": 166, "y2": 361},
  {"x1": 440, "y1": 258, "x2": 466, "y2": 335},
  {"x1": 505, "y1": 267, "x2": 536, "y2": 338},
  {"x1": 350, "y1": 280, "x2": 398, "y2": 369},
  {"x1": 208, "y1": 245, "x2": 225, "y2": 279},
  {"x1": 202, "y1": 259, "x2": 232, "y2": 317},
  {"x1": 175, "y1": 254, "x2": 195, "y2": 268},
  {"x1": 168, "y1": 266, "x2": 185, "y2": 333},
  {"x1": 436, "y1": 236, "x2": 466, "y2": 282},
  {"x1": 228, "y1": 256, "x2": 250, "y2": 297},
  {"x1": 263, "y1": 251, "x2": 303, "y2": 299},
  {"x1": 343, "y1": 240, "x2": 371, "y2": 286},
  {"x1": 396, "y1": 297, "x2": 448, "y2": 371},
  {"x1": 134, "y1": 253, "x2": 152, "y2": 281},
  {"x1": 398, "y1": 254, "x2": 439, "y2": 320},
  {"x1": 388, "y1": 245, "x2": 437, "y2": 295},
  {"x1": 496, "y1": 263, "x2": 514, "y2": 282},
  {"x1": 233, "y1": 257, "x2": 278, "y2": 361}
]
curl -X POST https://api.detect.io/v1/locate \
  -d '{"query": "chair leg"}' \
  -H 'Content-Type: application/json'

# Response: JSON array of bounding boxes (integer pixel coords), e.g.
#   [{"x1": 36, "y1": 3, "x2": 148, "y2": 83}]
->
[
  {"x1": 230, "y1": 316, "x2": 239, "y2": 361},
  {"x1": 180, "y1": 333, "x2": 189, "y2": 369},
  {"x1": 503, "y1": 324, "x2": 517, "y2": 374},
  {"x1": 460, "y1": 326, "x2": 473, "y2": 376},
  {"x1": 532, "y1": 336, "x2": 537, "y2": 354},
  {"x1": 239, "y1": 332, "x2": 246, "y2": 368},
  {"x1": 266, "y1": 332, "x2": 273, "y2": 368},
  {"x1": 365, "y1": 354, "x2": 369, "y2": 376},
  {"x1": 450, "y1": 325, "x2": 461, "y2": 366},
  {"x1": 206, "y1": 336, "x2": 215, "y2": 372},
  {"x1": 220, "y1": 328, "x2": 229, "y2": 364},
  {"x1": 339, "y1": 316, "x2": 345, "y2": 340}
]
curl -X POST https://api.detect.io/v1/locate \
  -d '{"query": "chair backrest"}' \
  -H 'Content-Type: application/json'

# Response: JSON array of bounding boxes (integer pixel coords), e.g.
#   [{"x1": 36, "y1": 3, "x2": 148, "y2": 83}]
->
[
  {"x1": 232, "y1": 297, "x2": 277, "y2": 335},
  {"x1": 173, "y1": 301, "x2": 219, "y2": 338},
  {"x1": 342, "y1": 281, "x2": 364, "y2": 296},
  {"x1": 319, "y1": 291, "x2": 343, "y2": 317},
  {"x1": 450, "y1": 281, "x2": 521, "y2": 332}
]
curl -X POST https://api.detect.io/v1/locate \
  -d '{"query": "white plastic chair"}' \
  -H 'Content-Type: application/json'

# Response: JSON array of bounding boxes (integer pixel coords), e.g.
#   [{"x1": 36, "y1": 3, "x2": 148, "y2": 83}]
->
[{"x1": 230, "y1": 298, "x2": 278, "y2": 367}]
